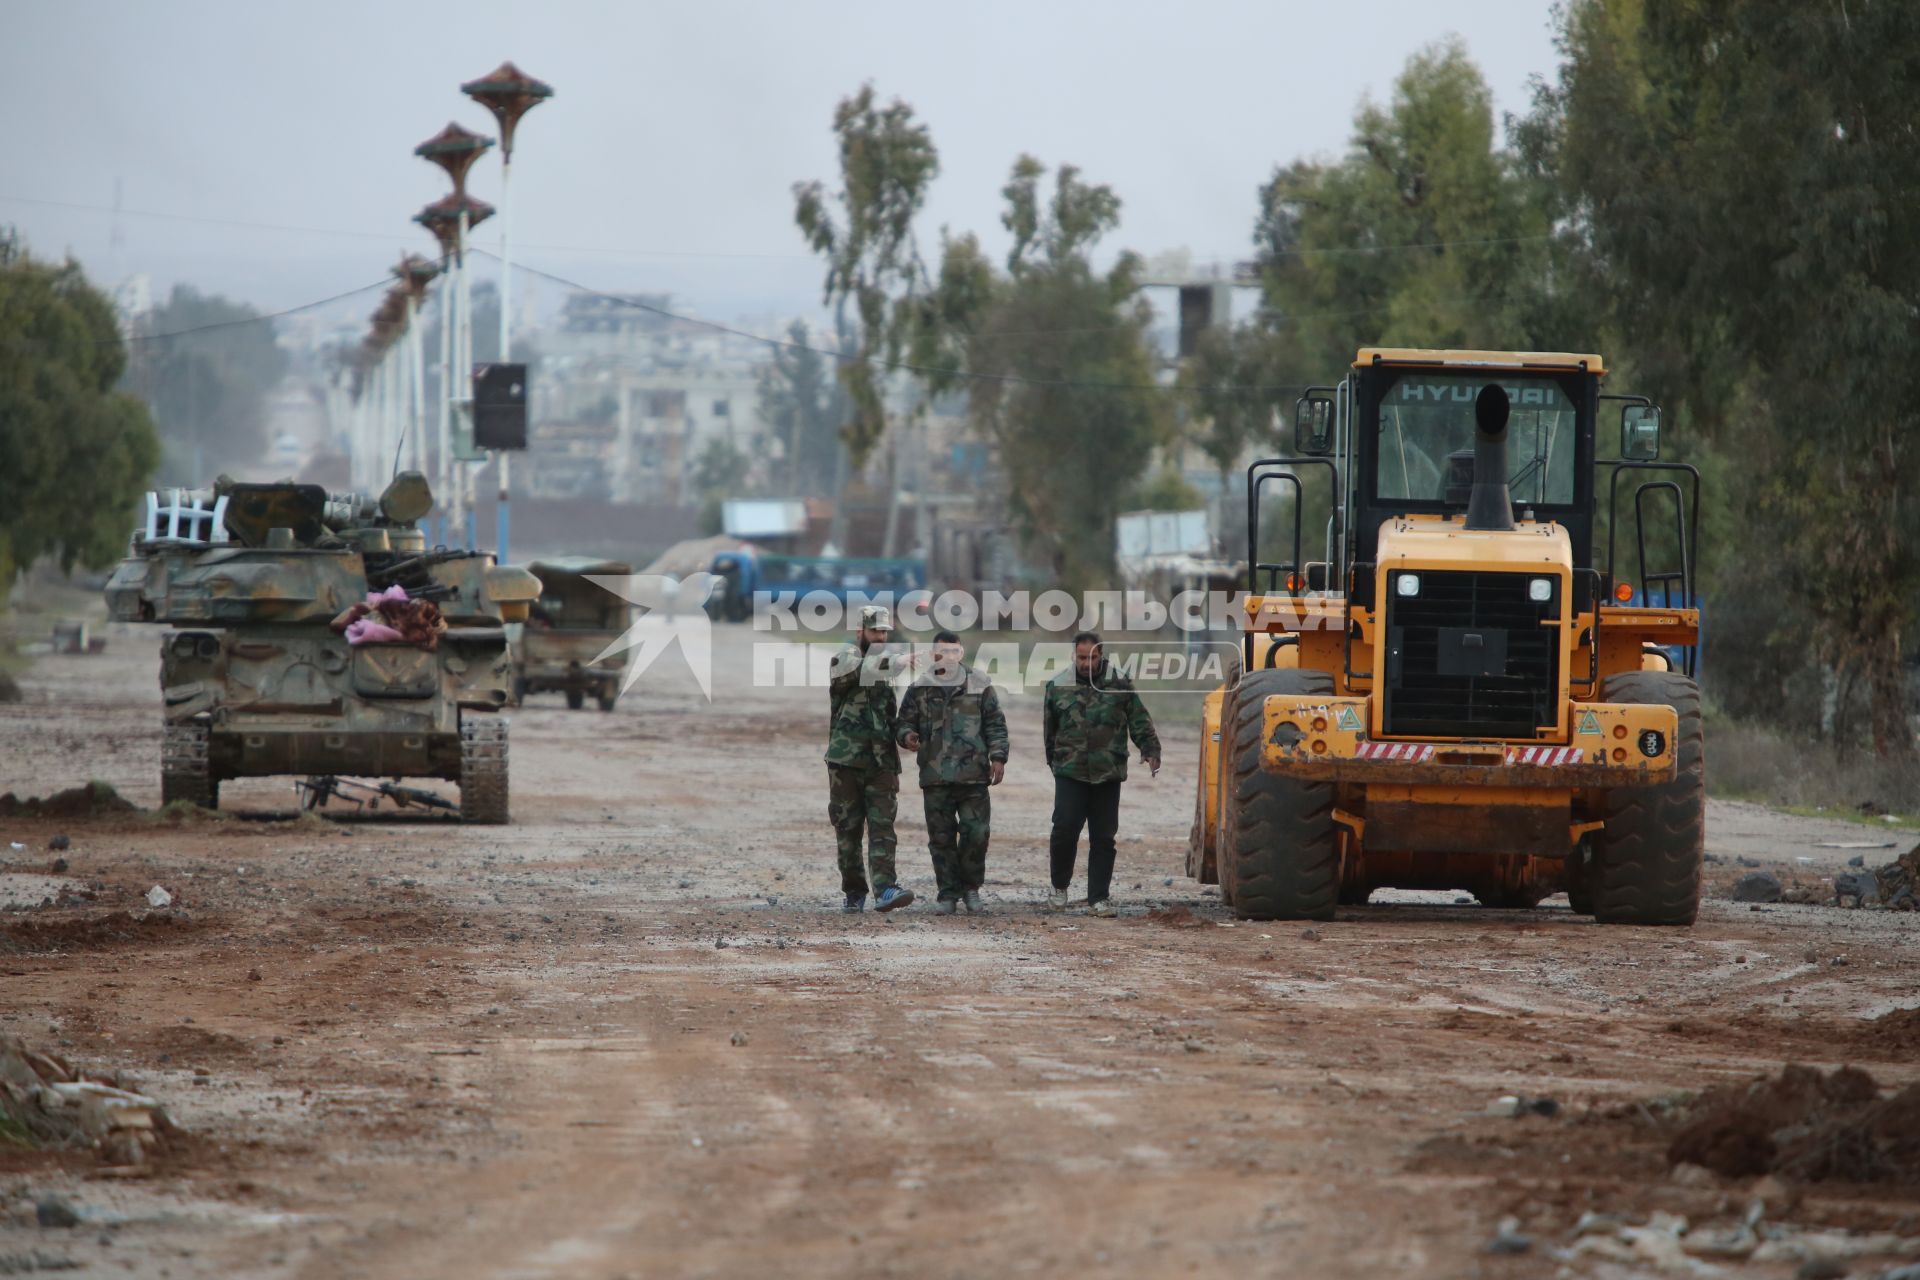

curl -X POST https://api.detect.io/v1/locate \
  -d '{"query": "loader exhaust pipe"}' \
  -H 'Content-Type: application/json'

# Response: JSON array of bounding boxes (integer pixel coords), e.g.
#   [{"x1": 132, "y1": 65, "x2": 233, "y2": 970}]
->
[{"x1": 1465, "y1": 383, "x2": 1515, "y2": 532}]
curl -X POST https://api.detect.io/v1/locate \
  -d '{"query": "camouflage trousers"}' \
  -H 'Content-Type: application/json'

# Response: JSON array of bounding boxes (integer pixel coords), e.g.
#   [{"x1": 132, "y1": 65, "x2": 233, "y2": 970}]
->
[
  {"x1": 827, "y1": 765, "x2": 898, "y2": 895},
  {"x1": 923, "y1": 783, "x2": 991, "y2": 902}
]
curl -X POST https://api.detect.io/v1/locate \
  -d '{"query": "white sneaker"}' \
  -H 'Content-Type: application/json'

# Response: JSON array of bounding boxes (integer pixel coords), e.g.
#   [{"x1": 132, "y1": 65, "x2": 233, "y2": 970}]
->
[
  {"x1": 1047, "y1": 888, "x2": 1069, "y2": 910},
  {"x1": 1089, "y1": 898, "x2": 1117, "y2": 918}
]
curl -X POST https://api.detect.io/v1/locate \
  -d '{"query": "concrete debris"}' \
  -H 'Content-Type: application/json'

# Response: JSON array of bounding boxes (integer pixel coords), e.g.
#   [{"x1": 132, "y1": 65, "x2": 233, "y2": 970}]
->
[
  {"x1": 1754, "y1": 1229, "x2": 1920, "y2": 1265},
  {"x1": 1870, "y1": 848, "x2": 1918, "y2": 909},
  {"x1": 1732, "y1": 872, "x2": 1784, "y2": 904},
  {"x1": 1562, "y1": 1211, "x2": 1721, "y2": 1277},
  {"x1": 1484, "y1": 1216, "x2": 1532, "y2": 1254},
  {"x1": 144, "y1": 886, "x2": 172, "y2": 909},
  {"x1": 1835, "y1": 871, "x2": 1880, "y2": 907},
  {"x1": 0, "y1": 1035, "x2": 178, "y2": 1169}
]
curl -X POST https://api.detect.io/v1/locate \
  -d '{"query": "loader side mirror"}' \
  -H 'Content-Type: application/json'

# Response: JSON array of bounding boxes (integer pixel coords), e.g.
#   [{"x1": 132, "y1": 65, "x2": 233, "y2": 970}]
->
[
  {"x1": 1621, "y1": 404, "x2": 1662, "y2": 461},
  {"x1": 1294, "y1": 395, "x2": 1334, "y2": 456}
]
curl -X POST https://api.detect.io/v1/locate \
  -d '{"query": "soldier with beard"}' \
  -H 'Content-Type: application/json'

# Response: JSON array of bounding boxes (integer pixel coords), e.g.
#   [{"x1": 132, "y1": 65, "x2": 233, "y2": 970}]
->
[
  {"x1": 896, "y1": 630, "x2": 1009, "y2": 916},
  {"x1": 825, "y1": 605, "x2": 919, "y2": 913}
]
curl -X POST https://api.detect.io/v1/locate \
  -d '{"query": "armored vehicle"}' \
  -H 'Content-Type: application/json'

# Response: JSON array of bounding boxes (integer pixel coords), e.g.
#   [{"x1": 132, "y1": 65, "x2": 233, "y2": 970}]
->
[
  {"x1": 511, "y1": 558, "x2": 632, "y2": 711},
  {"x1": 105, "y1": 472, "x2": 541, "y2": 823}
]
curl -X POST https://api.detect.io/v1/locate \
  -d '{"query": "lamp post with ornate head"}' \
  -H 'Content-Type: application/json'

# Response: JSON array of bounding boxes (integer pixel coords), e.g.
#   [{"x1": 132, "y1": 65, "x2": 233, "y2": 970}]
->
[
  {"x1": 392, "y1": 254, "x2": 441, "y2": 479},
  {"x1": 413, "y1": 122, "x2": 494, "y2": 550},
  {"x1": 461, "y1": 62, "x2": 552, "y2": 563}
]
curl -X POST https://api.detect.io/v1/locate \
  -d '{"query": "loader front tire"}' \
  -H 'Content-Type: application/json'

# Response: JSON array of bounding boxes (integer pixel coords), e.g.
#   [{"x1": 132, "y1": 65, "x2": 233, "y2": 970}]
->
[
  {"x1": 1221, "y1": 668, "x2": 1339, "y2": 921},
  {"x1": 1590, "y1": 671, "x2": 1704, "y2": 925}
]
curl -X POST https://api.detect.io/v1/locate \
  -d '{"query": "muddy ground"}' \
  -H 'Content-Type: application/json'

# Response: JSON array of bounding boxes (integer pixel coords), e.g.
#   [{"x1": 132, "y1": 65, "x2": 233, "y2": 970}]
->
[{"x1": 0, "y1": 622, "x2": 1916, "y2": 1279}]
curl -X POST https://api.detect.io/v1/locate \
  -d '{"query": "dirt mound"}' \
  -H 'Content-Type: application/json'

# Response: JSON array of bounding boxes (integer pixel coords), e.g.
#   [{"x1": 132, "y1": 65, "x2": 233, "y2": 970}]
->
[
  {"x1": 1859, "y1": 1006, "x2": 1920, "y2": 1053},
  {"x1": 1668, "y1": 1064, "x2": 1920, "y2": 1184},
  {"x1": 0, "y1": 910, "x2": 199, "y2": 956},
  {"x1": 1141, "y1": 905, "x2": 1205, "y2": 928},
  {"x1": 0, "y1": 782, "x2": 138, "y2": 820}
]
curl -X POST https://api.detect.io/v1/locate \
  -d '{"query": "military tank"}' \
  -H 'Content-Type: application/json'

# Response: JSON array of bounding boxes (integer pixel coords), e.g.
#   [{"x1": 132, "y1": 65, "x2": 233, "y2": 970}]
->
[
  {"x1": 511, "y1": 558, "x2": 633, "y2": 711},
  {"x1": 105, "y1": 472, "x2": 541, "y2": 823}
]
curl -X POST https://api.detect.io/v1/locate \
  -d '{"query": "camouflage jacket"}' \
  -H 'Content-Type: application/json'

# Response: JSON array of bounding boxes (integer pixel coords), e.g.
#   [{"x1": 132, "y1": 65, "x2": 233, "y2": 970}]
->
[
  {"x1": 895, "y1": 665, "x2": 1009, "y2": 787},
  {"x1": 1043, "y1": 665, "x2": 1160, "y2": 784},
  {"x1": 824, "y1": 643, "x2": 903, "y2": 773}
]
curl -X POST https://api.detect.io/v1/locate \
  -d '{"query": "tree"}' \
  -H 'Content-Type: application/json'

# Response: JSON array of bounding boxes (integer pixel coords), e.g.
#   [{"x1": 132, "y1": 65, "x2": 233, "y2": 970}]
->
[
  {"x1": 690, "y1": 437, "x2": 751, "y2": 501},
  {"x1": 792, "y1": 84, "x2": 940, "y2": 469},
  {"x1": 1131, "y1": 467, "x2": 1204, "y2": 513},
  {"x1": 128, "y1": 284, "x2": 287, "y2": 480},
  {"x1": 917, "y1": 158, "x2": 1170, "y2": 586},
  {"x1": 1254, "y1": 38, "x2": 1585, "y2": 373},
  {"x1": 757, "y1": 320, "x2": 850, "y2": 496},
  {"x1": 0, "y1": 231, "x2": 161, "y2": 601},
  {"x1": 1535, "y1": 0, "x2": 1920, "y2": 758},
  {"x1": 1180, "y1": 321, "x2": 1287, "y2": 501},
  {"x1": 690, "y1": 438, "x2": 752, "y2": 537}
]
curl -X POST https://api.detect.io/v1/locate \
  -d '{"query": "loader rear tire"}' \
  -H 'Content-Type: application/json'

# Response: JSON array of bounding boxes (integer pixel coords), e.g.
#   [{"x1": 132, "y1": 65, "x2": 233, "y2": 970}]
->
[
  {"x1": 1221, "y1": 668, "x2": 1339, "y2": 921},
  {"x1": 1591, "y1": 671, "x2": 1704, "y2": 925}
]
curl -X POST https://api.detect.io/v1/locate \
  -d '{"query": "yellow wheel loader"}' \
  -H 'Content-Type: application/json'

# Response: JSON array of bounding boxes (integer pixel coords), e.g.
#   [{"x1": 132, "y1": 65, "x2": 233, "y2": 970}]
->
[{"x1": 1189, "y1": 349, "x2": 1703, "y2": 923}]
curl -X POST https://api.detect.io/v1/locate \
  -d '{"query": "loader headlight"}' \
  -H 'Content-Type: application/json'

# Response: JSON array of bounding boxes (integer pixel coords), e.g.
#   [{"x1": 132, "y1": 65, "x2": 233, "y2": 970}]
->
[
  {"x1": 1529, "y1": 578, "x2": 1553, "y2": 602},
  {"x1": 1396, "y1": 573, "x2": 1420, "y2": 597}
]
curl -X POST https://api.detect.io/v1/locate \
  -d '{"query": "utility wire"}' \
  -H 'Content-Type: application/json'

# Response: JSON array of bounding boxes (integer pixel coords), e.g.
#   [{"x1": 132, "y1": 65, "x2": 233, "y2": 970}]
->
[
  {"x1": 0, "y1": 271, "x2": 407, "y2": 352},
  {"x1": 0, "y1": 191, "x2": 1561, "y2": 266},
  {"x1": 0, "y1": 193, "x2": 815, "y2": 263},
  {"x1": 485, "y1": 250, "x2": 1310, "y2": 397}
]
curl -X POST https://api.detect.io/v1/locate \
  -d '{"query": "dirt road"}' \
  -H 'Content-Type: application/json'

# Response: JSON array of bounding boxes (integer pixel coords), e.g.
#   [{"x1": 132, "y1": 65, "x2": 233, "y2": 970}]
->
[{"x1": 2, "y1": 623, "x2": 1916, "y2": 1278}]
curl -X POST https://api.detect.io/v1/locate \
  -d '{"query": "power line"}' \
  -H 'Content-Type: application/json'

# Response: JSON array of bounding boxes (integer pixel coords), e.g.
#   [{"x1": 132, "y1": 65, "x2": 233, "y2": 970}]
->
[
  {"x1": 0, "y1": 191, "x2": 1560, "y2": 266},
  {"x1": 0, "y1": 270, "x2": 404, "y2": 352},
  {"x1": 0, "y1": 192, "x2": 815, "y2": 263},
  {"x1": 486, "y1": 250, "x2": 1310, "y2": 397},
  {"x1": 123, "y1": 273, "x2": 412, "y2": 345}
]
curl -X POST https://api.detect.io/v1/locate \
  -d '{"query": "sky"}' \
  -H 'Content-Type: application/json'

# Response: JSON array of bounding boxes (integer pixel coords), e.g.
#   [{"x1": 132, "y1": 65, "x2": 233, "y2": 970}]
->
[{"x1": 0, "y1": 0, "x2": 1563, "y2": 335}]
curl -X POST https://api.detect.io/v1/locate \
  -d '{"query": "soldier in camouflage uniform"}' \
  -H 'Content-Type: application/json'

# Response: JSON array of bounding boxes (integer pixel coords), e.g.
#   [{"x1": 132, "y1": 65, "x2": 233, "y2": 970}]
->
[
  {"x1": 826, "y1": 605, "x2": 919, "y2": 913},
  {"x1": 1044, "y1": 631, "x2": 1161, "y2": 917},
  {"x1": 896, "y1": 630, "x2": 1009, "y2": 916}
]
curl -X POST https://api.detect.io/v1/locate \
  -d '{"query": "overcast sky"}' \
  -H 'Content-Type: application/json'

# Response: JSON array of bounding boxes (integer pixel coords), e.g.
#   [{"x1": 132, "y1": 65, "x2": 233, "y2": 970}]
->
[{"x1": 0, "y1": 0, "x2": 1561, "y2": 333}]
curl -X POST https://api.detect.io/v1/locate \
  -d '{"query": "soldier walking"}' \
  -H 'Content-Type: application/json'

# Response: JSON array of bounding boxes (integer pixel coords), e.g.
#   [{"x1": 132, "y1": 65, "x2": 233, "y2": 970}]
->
[
  {"x1": 826, "y1": 605, "x2": 917, "y2": 913},
  {"x1": 896, "y1": 630, "x2": 1009, "y2": 916},
  {"x1": 1044, "y1": 631, "x2": 1161, "y2": 917}
]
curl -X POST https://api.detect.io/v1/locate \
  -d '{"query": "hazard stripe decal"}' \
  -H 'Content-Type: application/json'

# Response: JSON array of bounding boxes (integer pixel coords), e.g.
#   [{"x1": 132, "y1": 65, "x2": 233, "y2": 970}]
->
[{"x1": 1345, "y1": 743, "x2": 1590, "y2": 765}]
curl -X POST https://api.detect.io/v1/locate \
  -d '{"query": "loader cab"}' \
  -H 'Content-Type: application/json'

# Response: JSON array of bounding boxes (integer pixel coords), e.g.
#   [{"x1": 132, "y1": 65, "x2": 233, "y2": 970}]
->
[{"x1": 1345, "y1": 353, "x2": 1601, "y2": 612}]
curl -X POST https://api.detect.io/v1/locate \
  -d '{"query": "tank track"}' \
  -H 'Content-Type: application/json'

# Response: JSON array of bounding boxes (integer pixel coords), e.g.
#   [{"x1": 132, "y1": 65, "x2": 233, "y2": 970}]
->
[
  {"x1": 459, "y1": 716, "x2": 510, "y2": 824},
  {"x1": 160, "y1": 721, "x2": 218, "y2": 810}
]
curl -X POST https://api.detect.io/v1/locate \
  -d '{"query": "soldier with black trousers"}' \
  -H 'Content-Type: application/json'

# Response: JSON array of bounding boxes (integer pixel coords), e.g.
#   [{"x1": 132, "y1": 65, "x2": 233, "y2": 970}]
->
[{"x1": 1042, "y1": 633, "x2": 1161, "y2": 917}]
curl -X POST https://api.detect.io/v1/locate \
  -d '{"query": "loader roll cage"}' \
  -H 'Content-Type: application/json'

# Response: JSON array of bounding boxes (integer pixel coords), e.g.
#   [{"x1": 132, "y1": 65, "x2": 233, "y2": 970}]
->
[
  {"x1": 1244, "y1": 456, "x2": 1339, "y2": 673},
  {"x1": 1243, "y1": 373, "x2": 1702, "y2": 679}
]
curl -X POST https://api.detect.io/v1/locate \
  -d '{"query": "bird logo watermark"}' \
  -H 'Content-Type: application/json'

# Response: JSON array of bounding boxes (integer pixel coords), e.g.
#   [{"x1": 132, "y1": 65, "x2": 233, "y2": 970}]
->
[{"x1": 586, "y1": 572, "x2": 719, "y2": 701}]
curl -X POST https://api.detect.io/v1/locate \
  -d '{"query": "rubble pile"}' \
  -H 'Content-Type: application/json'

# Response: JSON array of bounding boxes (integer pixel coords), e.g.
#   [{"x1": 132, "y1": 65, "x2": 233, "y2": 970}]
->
[
  {"x1": 0, "y1": 1036, "x2": 178, "y2": 1169},
  {"x1": 1668, "y1": 1063, "x2": 1920, "y2": 1184},
  {"x1": 1869, "y1": 847, "x2": 1920, "y2": 909},
  {"x1": 0, "y1": 784, "x2": 137, "y2": 821}
]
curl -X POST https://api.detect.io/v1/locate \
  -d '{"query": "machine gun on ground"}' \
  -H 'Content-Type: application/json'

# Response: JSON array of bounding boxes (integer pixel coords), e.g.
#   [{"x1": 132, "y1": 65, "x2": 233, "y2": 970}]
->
[{"x1": 295, "y1": 775, "x2": 459, "y2": 814}]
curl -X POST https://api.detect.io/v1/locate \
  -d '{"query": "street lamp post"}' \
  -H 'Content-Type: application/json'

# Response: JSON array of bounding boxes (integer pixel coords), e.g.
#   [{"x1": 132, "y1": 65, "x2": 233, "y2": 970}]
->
[
  {"x1": 393, "y1": 255, "x2": 441, "y2": 478},
  {"x1": 462, "y1": 62, "x2": 553, "y2": 564},
  {"x1": 414, "y1": 123, "x2": 494, "y2": 551},
  {"x1": 369, "y1": 288, "x2": 407, "y2": 484},
  {"x1": 412, "y1": 202, "x2": 460, "y2": 544}
]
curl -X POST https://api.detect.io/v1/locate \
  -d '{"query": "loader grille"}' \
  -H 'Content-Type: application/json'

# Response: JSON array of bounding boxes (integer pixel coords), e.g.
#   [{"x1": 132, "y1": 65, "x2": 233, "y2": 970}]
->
[{"x1": 1382, "y1": 570, "x2": 1559, "y2": 739}]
